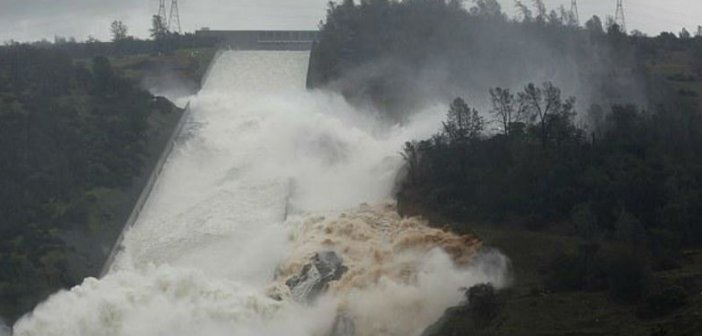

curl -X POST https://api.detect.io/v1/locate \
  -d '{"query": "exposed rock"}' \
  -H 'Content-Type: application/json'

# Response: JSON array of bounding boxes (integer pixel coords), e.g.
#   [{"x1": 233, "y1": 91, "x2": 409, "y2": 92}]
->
[{"x1": 286, "y1": 251, "x2": 348, "y2": 303}]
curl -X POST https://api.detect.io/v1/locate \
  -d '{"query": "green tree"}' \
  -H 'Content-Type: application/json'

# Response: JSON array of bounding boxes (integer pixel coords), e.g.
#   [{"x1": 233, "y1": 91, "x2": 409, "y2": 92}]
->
[
  {"x1": 443, "y1": 98, "x2": 485, "y2": 143},
  {"x1": 470, "y1": 0, "x2": 503, "y2": 18},
  {"x1": 679, "y1": 28, "x2": 691, "y2": 39},
  {"x1": 110, "y1": 20, "x2": 128, "y2": 42},
  {"x1": 560, "y1": 5, "x2": 578, "y2": 27},
  {"x1": 585, "y1": 15, "x2": 604, "y2": 34},
  {"x1": 547, "y1": 9, "x2": 562, "y2": 26},
  {"x1": 401, "y1": 141, "x2": 421, "y2": 184},
  {"x1": 92, "y1": 56, "x2": 115, "y2": 95},
  {"x1": 532, "y1": 0, "x2": 547, "y2": 23},
  {"x1": 0, "y1": 45, "x2": 162, "y2": 320},
  {"x1": 514, "y1": 1, "x2": 532, "y2": 22},
  {"x1": 150, "y1": 15, "x2": 168, "y2": 41},
  {"x1": 606, "y1": 17, "x2": 625, "y2": 35}
]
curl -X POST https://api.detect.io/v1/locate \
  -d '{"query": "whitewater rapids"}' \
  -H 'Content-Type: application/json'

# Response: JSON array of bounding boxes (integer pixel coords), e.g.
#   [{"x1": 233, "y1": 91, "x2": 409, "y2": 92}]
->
[{"x1": 13, "y1": 51, "x2": 509, "y2": 336}]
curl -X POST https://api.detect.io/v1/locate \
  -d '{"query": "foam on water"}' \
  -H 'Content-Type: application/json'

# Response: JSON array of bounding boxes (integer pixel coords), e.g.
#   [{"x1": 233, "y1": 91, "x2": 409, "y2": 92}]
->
[
  {"x1": 13, "y1": 51, "x2": 509, "y2": 336},
  {"x1": 0, "y1": 319, "x2": 9, "y2": 336}
]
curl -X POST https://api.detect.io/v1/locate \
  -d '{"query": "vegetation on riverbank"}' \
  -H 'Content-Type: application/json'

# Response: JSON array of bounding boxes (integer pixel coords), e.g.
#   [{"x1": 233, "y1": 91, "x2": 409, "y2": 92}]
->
[
  {"x1": 0, "y1": 42, "x2": 213, "y2": 321},
  {"x1": 402, "y1": 86, "x2": 702, "y2": 334}
]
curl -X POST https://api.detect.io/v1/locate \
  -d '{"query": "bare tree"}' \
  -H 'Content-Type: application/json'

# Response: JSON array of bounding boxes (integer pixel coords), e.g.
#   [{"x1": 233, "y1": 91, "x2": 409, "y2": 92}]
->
[
  {"x1": 518, "y1": 82, "x2": 575, "y2": 145},
  {"x1": 489, "y1": 87, "x2": 524, "y2": 135},
  {"x1": 110, "y1": 20, "x2": 128, "y2": 42}
]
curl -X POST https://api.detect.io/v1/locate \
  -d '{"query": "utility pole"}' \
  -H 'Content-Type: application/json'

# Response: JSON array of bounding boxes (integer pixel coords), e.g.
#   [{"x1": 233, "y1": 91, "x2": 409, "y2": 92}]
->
[
  {"x1": 570, "y1": 0, "x2": 579, "y2": 26},
  {"x1": 168, "y1": 0, "x2": 182, "y2": 34},
  {"x1": 615, "y1": 0, "x2": 626, "y2": 32}
]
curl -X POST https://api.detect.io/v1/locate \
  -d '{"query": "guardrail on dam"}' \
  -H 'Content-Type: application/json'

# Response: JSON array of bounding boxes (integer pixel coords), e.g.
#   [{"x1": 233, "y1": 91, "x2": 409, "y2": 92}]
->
[
  {"x1": 195, "y1": 29, "x2": 319, "y2": 50},
  {"x1": 100, "y1": 103, "x2": 193, "y2": 276}
]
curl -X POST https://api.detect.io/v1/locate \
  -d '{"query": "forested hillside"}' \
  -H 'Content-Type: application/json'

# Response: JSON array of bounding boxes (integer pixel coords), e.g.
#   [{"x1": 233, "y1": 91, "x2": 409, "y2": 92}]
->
[
  {"x1": 0, "y1": 45, "x2": 185, "y2": 321},
  {"x1": 311, "y1": 1, "x2": 702, "y2": 335},
  {"x1": 309, "y1": 0, "x2": 657, "y2": 121}
]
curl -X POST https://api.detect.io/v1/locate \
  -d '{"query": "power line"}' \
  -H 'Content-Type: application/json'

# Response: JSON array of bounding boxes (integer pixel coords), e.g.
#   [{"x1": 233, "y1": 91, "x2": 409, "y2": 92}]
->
[{"x1": 168, "y1": 0, "x2": 182, "y2": 33}]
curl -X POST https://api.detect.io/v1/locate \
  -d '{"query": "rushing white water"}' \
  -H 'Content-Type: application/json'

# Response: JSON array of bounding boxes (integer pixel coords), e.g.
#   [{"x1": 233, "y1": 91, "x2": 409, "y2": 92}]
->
[
  {"x1": 13, "y1": 50, "x2": 509, "y2": 336},
  {"x1": 0, "y1": 319, "x2": 9, "y2": 336}
]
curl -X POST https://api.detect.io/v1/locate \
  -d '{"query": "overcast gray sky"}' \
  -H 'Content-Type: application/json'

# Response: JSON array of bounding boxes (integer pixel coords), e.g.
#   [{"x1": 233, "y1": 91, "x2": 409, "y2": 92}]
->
[{"x1": 1, "y1": 0, "x2": 700, "y2": 42}]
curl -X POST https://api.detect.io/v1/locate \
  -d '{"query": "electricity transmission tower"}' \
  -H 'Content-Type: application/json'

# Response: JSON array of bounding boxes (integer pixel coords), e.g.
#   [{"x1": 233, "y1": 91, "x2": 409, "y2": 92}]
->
[
  {"x1": 614, "y1": 0, "x2": 626, "y2": 32},
  {"x1": 157, "y1": 0, "x2": 167, "y2": 22},
  {"x1": 168, "y1": 0, "x2": 182, "y2": 33},
  {"x1": 570, "y1": 0, "x2": 579, "y2": 25}
]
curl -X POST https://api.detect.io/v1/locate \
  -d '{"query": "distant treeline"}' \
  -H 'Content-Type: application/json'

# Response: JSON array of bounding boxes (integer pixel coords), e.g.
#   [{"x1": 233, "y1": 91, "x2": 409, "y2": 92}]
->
[
  {"x1": 309, "y1": 0, "x2": 702, "y2": 120},
  {"x1": 2, "y1": 32, "x2": 218, "y2": 60},
  {"x1": 0, "y1": 45, "x2": 180, "y2": 320}
]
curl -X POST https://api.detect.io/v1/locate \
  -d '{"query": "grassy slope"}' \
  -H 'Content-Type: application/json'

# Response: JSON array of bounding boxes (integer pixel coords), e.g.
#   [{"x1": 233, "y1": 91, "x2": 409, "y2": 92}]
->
[
  {"x1": 415, "y1": 202, "x2": 701, "y2": 335},
  {"x1": 647, "y1": 49, "x2": 702, "y2": 108},
  {"x1": 472, "y1": 224, "x2": 702, "y2": 336}
]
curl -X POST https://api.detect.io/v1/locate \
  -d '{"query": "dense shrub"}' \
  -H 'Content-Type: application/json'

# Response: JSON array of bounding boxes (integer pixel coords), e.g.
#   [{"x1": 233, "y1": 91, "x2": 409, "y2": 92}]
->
[
  {"x1": 604, "y1": 247, "x2": 652, "y2": 303},
  {"x1": 639, "y1": 286, "x2": 688, "y2": 318},
  {"x1": 545, "y1": 251, "x2": 588, "y2": 291},
  {"x1": 545, "y1": 243, "x2": 605, "y2": 292},
  {"x1": 400, "y1": 92, "x2": 702, "y2": 252},
  {"x1": 543, "y1": 243, "x2": 659, "y2": 302},
  {"x1": 0, "y1": 45, "x2": 163, "y2": 321},
  {"x1": 466, "y1": 283, "x2": 500, "y2": 327}
]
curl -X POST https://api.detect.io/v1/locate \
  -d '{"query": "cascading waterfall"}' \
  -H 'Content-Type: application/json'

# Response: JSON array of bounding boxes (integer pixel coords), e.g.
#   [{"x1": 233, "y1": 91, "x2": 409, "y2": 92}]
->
[{"x1": 12, "y1": 51, "x2": 509, "y2": 336}]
